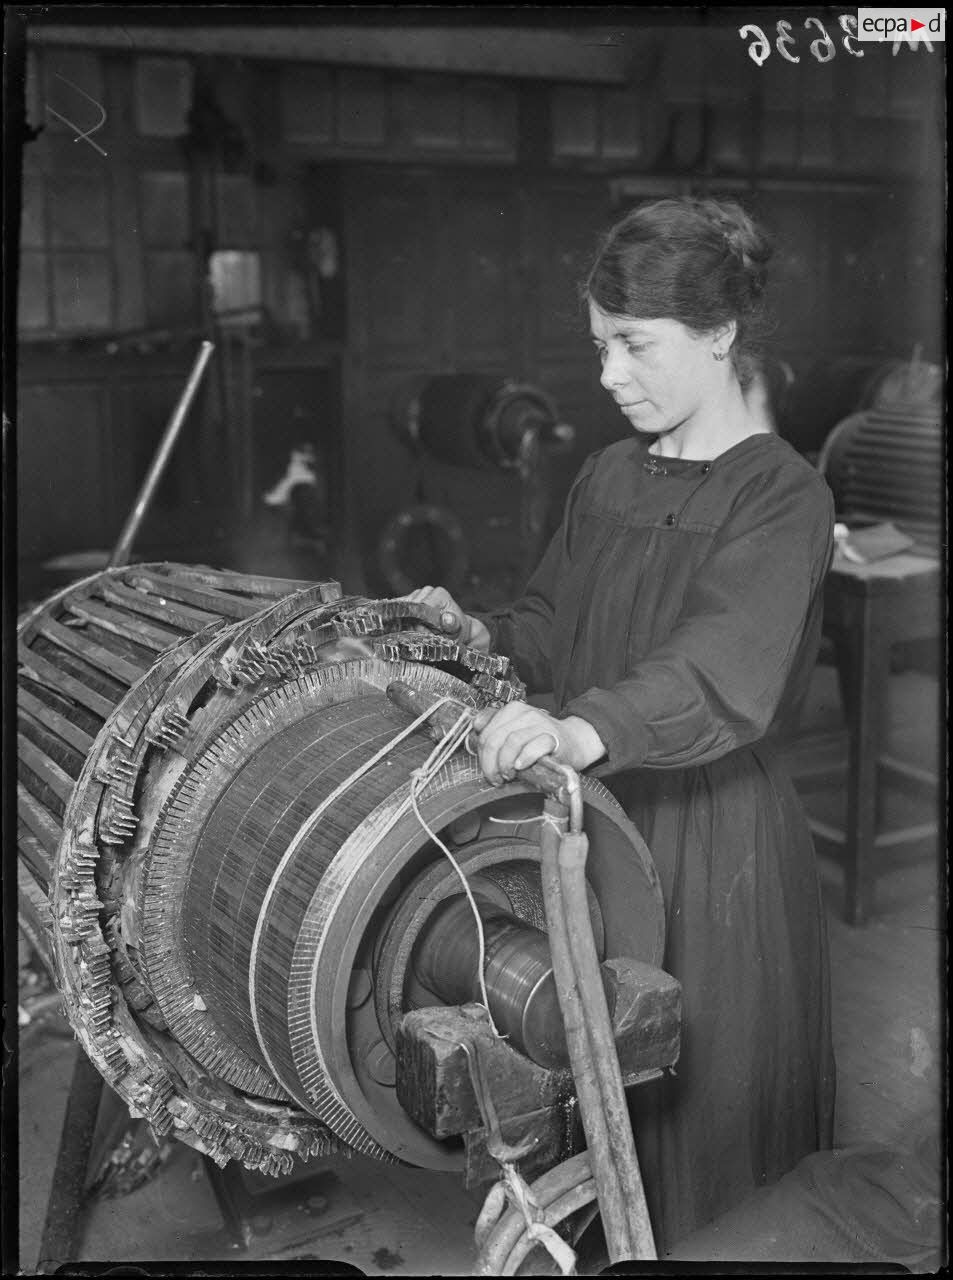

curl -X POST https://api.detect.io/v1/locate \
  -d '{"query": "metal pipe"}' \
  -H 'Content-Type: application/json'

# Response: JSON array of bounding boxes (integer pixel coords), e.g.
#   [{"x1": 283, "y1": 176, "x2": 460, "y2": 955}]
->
[
  {"x1": 537, "y1": 798, "x2": 632, "y2": 1260},
  {"x1": 475, "y1": 1150, "x2": 594, "y2": 1275},
  {"x1": 107, "y1": 340, "x2": 215, "y2": 569},
  {"x1": 501, "y1": 1180, "x2": 598, "y2": 1276},
  {"x1": 560, "y1": 832, "x2": 656, "y2": 1260}
]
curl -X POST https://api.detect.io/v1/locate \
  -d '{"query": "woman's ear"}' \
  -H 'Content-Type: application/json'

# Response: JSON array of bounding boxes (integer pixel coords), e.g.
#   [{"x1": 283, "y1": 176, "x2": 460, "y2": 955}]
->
[{"x1": 712, "y1": 320, "x2": 737, "y2": 354}]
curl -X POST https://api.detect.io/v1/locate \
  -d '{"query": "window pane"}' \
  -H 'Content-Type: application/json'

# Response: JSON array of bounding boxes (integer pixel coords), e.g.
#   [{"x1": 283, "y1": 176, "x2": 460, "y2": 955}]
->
[
  {"x1": 209, "y1": 250, "x2": 261, "y2": 322},
  {"x1": 135, "y1": 57, "x2": 194, "y2": 137},
  {"x1": 337, "y1": 71, "x2": 387, "y2": 147},
  {"x1": 799, "y1": 111, "x2": 835, "y2": 170},
  {"x1": 144, "y1": 251, "x2": 197, "y2": 327},
  {"x1": 463, "y1": 82, "x2": 517, "y2": 156},
  {"x1": 216, "y1": 175, "x2": 257, "y2": 248},
  {"x1": 551, "y1": 87, "x2": 599, "y2": 158},
  {"x1": 21, "y1": 174, "x2": 45, "y2": 248},
  {"x1": 25, "y1": 49, "x2": 42, "y2": 129},
  {"x1": 281, "y1": 67, "x2": 333, "y2": 143},
  {"x1": 52, "y1": 253, "x2": 112, "y2": 331},
  {"x1": 711, "y1": 106, "x2": 749, "y2": 170},
  {"x1": 141, "y1": 172, "x2": 190, "y2": 247},
  {"x1": 760, "y1": 111, "x2": 799, "y2": 168},
  {"x1": 18, "y1": 252, "x2": 50, "y2": 330},
  {"x1": 601, "y1": 89, "x2": 643, "y2": 162},
  {"x1": 408, "y1": 78, "x2": 462, "y2": 150},
  {"x1": 48, "y1": 172, "x2": 110, "y2": 248}
]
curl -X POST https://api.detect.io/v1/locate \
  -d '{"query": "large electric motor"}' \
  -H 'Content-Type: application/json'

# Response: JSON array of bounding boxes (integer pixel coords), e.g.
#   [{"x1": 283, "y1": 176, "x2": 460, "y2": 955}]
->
[{"x1": 17, "y1": 564, "x2": 664, "y2": 1179}]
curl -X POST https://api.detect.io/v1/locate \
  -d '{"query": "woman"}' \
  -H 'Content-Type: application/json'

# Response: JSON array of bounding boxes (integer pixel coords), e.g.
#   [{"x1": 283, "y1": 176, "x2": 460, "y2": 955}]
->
[{"x1": 407, "y1": 197, "x2": 836, "y2": 1251}]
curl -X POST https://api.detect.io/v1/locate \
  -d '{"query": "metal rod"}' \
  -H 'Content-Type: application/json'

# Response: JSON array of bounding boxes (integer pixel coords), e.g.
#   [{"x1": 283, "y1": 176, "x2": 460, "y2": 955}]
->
[
  {"x1": 560, "y1": 831, "x2": 656, "y2": 1260},
  {"x1": 537, "y1": 801, "x2": 633, "y2": 1263},
  {"x1": 107, "y1": 340, "x2": 215, "y2": 569}
]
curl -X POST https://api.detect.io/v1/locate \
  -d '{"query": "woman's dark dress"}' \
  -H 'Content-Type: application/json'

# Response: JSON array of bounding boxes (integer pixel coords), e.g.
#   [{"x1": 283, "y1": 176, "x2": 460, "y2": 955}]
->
[{"x1": 482, "y1": 431, "x2": 837, "y2": 1251}]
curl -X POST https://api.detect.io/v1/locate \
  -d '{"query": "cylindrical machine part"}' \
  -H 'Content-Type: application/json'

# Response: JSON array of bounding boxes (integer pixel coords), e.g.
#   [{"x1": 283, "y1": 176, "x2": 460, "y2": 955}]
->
[
  {"x1": 817, "y1": 403, "x2": 942, "y2": 551},
  {"x1": 778, "y1": 356, "x2": 942, "y2": 459},
  {"x1": 376, "y1": 503, "x2": 469, "y2": 597},
  {"x1": 16, "y1": 563, "x2": 664, "y2": 1177},
  {"x1": 413, "y1": 373, "x2": 564, "y2": 470},
  {"x1": 412, "y1": 892, "x2": 602, "y2": 1070}
]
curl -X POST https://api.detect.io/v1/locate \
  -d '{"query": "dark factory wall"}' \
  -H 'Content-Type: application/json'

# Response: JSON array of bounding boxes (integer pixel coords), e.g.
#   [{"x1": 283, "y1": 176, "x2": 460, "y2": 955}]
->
[{"x1": 13, "y1": 16, "x2": 944, "y2": 598}]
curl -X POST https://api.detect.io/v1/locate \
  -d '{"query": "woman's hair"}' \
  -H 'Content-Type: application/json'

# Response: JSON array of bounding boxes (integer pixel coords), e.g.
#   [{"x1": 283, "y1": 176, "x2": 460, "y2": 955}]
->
[{"x1": 584, "y1": 197, "x2": 773, "y2": 386}]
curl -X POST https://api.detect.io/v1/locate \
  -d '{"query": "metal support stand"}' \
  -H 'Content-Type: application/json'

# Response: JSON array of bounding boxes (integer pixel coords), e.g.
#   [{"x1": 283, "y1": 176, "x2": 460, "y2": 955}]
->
[
  {"x1": 33, "y1": 1048, "x2": 264, "y2": 1268},
  {"x1": 201, "y1": 1157, "x2": 255, "y2": 1251},
  {"x1": 36, "y1": 1049, "x2": 104, "y2": 1274}
]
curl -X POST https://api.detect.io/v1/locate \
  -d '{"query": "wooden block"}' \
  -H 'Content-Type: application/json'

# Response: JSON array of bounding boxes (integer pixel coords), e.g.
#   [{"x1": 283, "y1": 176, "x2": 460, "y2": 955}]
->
[
  {"x1": 602, "y1": 958, "x2": 681, "y2": 1083},
  {"x1": 398, "y1": 959, "x2": 681, "y2": 1136},
  {"x1": 395, "y1": 1004, "x2": 571, "y2": 1139},
  {"x1": 463, "y1": 1103, "x2": 575, "y2": 1190},
  {"x1": 398, "y1": 962, "x2": 680, "y2": 1134}
]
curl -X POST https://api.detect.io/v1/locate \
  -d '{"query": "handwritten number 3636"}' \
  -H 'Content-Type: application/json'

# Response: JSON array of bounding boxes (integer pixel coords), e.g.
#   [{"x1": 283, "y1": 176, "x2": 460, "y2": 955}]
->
[{"x1": 740, "y1": 15, "x2": 863, "y2": 65}]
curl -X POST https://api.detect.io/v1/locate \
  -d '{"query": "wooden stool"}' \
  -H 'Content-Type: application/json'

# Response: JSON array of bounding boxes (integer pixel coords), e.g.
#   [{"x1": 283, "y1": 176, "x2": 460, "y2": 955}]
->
[{"x1": 792, "y1": 552, "x2": 941, "y2": 925}]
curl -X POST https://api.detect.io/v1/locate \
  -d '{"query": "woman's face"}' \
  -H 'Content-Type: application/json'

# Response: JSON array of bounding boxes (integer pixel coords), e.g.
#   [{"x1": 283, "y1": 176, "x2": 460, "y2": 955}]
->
[{"x1": 588, "y1": 300, "x2": 727, "y2": 441}]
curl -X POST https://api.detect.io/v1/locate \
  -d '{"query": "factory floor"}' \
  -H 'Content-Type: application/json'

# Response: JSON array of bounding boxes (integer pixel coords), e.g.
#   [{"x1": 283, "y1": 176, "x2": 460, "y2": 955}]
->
[{"x1": 16, "y1": 661, "x2": 944, "y2": 1275}]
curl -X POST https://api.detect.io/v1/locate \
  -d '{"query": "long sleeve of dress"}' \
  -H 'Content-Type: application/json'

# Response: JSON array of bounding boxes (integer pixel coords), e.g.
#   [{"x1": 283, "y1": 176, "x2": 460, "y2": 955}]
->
[
  {"x1": 561, "y1": 461, "x2": 834, "y2": 772},
  {"x1": 478, "y1": 456, "x2": 599, "y2": 695}
]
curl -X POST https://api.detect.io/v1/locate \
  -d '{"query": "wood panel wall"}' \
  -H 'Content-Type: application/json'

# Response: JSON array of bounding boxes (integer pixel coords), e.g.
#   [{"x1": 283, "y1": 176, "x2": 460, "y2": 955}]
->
[{"x1": 14, "y1": 31, "x2": 944, "y2": 584}]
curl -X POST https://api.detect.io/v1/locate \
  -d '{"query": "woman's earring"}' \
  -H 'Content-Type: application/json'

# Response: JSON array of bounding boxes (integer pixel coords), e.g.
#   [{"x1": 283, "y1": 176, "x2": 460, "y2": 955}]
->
[{"x1": 713, "y1": 350, "x2": 729, "y2": 362}]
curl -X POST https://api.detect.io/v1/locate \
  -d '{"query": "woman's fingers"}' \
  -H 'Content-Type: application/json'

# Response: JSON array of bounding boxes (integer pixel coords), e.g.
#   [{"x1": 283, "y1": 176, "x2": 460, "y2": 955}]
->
[
  {"x1": 495, "y1": 728, "x2": 561, "y2": 780},
  {"x1": 402, "y1": 585, "x2": 455, "y2": 610},
  {"x1": 399, "y1": 586, "x2": 466, "y2": 635},
  {"x1": 512, "y1": 731, "x2": 561, "y2": 773},
  {"x1": 401, "y1": 586, "x2": 437, "y2": 605},
  {"x1": 479, "y1": 728, "x2": 538, "y2": 786},
  {"x1": 474, "y1": 705, "x2": 562, "y2": 785},
  {"x1": 471, "y1": 707, "x2": 498, "y2": 733},
  {"x1": 439, "y1": 609, "x2": 464, "y2": 636}
]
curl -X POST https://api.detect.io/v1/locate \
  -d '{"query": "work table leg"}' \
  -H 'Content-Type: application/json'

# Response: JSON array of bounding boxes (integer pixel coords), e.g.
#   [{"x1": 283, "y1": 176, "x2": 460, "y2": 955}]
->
[{"x1": 839, "y1": 598, "x2": 889, "y2": 927}]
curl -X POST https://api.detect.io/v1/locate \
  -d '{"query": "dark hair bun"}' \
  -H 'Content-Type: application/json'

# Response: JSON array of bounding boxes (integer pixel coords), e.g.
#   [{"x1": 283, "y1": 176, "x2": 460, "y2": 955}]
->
[{"x1": 699, "y1": 199, "x2": 772, "y2": 296}]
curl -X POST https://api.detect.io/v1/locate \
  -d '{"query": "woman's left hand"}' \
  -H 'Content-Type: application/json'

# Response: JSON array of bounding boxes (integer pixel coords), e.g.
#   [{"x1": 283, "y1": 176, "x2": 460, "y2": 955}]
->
[{"x1": 469, "y1": 703, "x2": 607, "y2": 786}]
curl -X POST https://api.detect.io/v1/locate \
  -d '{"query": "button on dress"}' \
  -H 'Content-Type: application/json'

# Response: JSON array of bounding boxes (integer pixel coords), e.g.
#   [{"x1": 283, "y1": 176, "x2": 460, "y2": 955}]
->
[{"x1": 482, "y1": 431, "x2": 837, "y2": 1250}]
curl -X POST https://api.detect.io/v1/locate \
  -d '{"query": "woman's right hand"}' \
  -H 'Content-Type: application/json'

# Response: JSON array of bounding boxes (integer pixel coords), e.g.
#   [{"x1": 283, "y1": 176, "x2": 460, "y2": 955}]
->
[{"x1": 401, "y1": 585, "x2": 491, "y2": 653}]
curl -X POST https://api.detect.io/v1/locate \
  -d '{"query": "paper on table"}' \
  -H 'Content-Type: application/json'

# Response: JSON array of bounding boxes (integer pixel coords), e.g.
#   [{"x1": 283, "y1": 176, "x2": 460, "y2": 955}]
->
[{"x1": 833, "y1": 521, "x2": 917, "y2": 564}]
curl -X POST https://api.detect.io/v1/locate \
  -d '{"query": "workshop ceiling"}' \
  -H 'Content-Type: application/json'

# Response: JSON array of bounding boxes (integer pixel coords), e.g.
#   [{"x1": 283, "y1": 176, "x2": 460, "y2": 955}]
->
[{"x1": 22, "y1": 7, "x2": 686, "y2": 84}]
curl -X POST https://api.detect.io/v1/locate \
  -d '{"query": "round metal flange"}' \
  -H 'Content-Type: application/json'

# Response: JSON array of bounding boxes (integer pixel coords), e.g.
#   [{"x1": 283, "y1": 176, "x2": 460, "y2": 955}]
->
[
  {"x1": 372, "y1": 836, "x2": 541, "y2": 1052},
  {"x1": 287, "y1": 756, "x2": 662, "y2": 1168},
  {"x1": 371, "y1": 827, "x2": 606, "y2": 1056}
]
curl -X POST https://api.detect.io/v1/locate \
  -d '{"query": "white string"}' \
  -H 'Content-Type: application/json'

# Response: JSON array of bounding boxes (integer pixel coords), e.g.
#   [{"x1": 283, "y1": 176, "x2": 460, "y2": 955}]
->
[
  {"x1": 248, "y1": 693, "x2": 465, "y2": 1077},
  {"x1": 330, "y1": 695, "x2": 503, "y2": 1039},
  {"x1": 407, "y1": 708, "x2": 504, "y2": 1039},
  {"x1": 488, "y1": 812, "x2": 568, "y2": 835},
  {"x1": 499, "y1": 1161, "x2": 578, "y2": 1276}
]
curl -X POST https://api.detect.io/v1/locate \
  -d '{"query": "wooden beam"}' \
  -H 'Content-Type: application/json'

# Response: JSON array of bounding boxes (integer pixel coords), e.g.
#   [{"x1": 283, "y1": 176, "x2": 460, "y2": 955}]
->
[{"x1": 26, "y1": 24, "x2": 637, "y2": 83}]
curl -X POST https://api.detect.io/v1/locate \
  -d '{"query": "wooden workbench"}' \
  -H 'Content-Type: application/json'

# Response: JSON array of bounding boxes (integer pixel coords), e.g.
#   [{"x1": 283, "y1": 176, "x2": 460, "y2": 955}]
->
[{"x1": 798, "y1": 551, "x2": 942, "y2": 925}]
